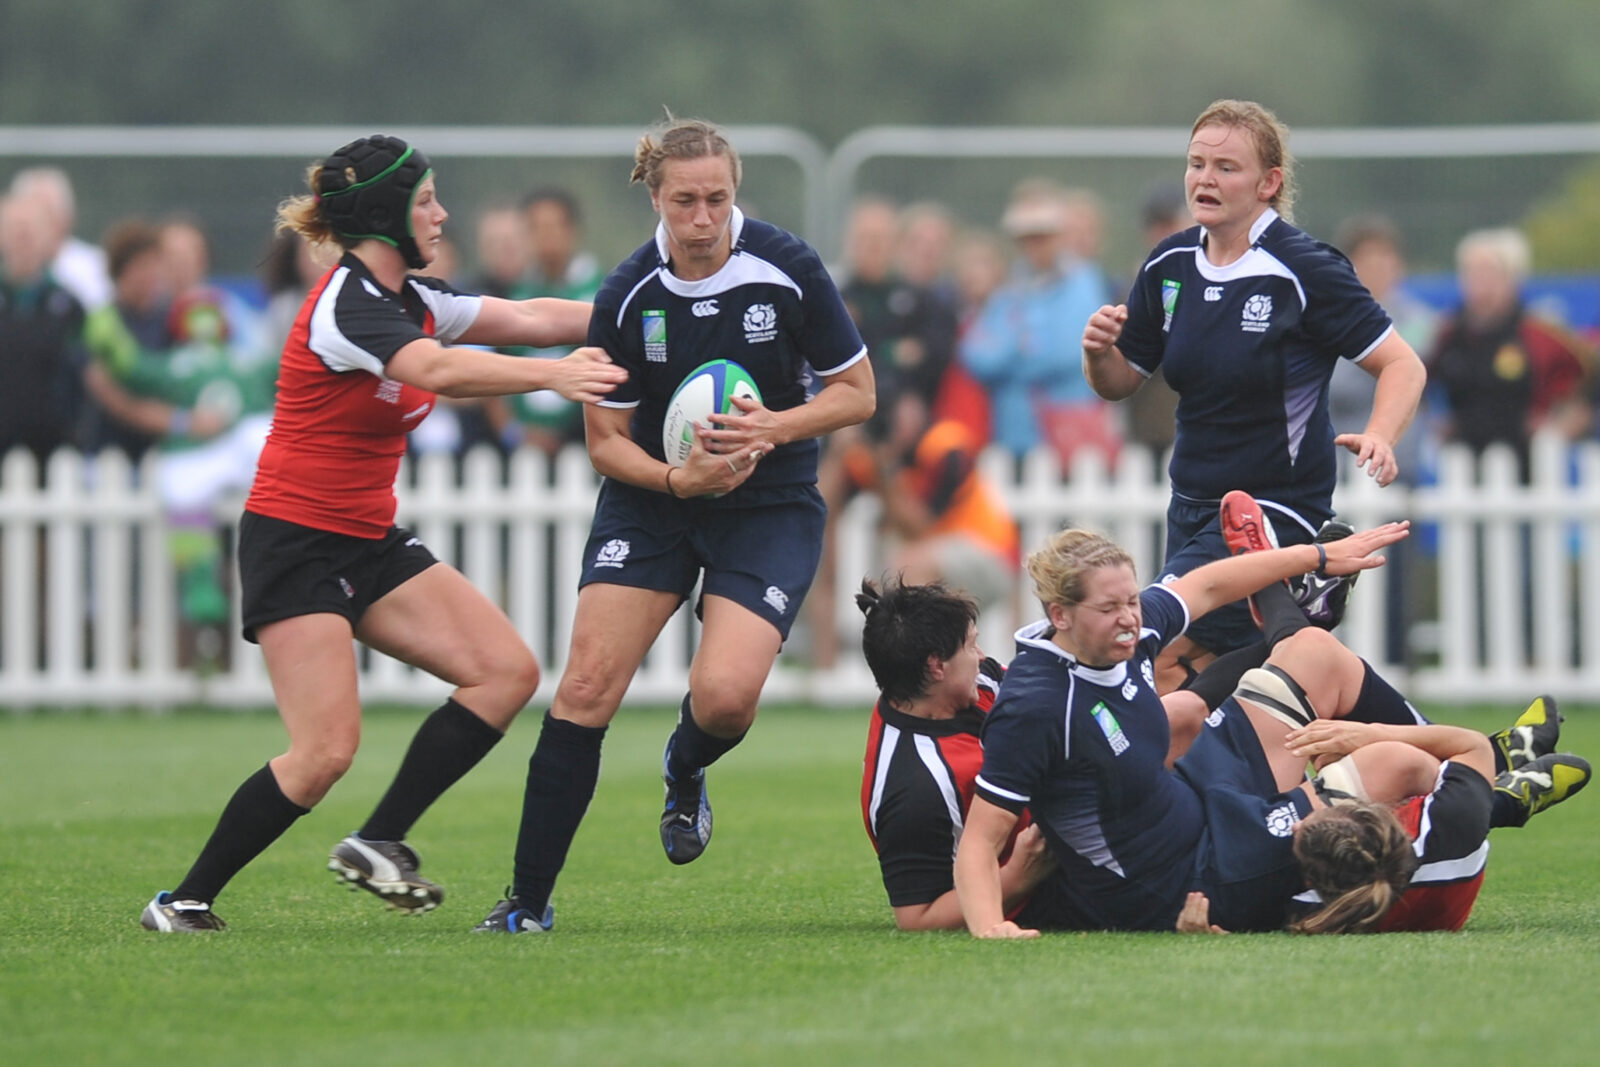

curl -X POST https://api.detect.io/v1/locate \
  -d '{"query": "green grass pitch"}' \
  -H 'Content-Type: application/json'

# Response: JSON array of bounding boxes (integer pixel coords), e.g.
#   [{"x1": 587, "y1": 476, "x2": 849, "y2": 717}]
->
[{"x1": 3, "y1": 702, "x2": 1598, "y2": 1066}]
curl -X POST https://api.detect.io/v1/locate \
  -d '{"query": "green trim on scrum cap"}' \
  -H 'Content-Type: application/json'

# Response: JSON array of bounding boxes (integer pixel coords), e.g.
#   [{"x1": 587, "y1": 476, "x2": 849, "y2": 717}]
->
[
  {"x1": 406, "y1": 167, "x2": 434, "y2": 239},
  {"x1": 320, "y1": 146, "x2": 416, "y2": 199}
]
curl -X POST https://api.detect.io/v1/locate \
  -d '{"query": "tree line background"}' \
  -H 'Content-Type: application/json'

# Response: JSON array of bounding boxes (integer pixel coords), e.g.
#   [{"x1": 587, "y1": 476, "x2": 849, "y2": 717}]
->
[{"x1": 4, "y1": 0, "x2": 1598, "y2": 283}]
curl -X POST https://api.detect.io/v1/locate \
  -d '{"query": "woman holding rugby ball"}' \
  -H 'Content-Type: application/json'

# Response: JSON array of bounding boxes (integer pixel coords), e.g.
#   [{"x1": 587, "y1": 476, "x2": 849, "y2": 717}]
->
[{"x1": 474, "y1": 116, "x2": 875, "y2": 933}]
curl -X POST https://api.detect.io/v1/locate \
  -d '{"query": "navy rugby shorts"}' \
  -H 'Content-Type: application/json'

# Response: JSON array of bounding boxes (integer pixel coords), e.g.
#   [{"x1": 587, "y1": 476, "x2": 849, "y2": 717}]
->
[
  {"x1": 578, "y1": 479, "x2": 825, "y2": 640},
  {"x1": 1175, "y1": 697, "x2": 1315, "y2": 932}
]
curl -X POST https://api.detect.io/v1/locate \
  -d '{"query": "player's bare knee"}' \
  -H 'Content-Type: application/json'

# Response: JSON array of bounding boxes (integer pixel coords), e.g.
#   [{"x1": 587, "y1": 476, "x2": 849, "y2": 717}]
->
[
  {"x1": 688, "y1": 692, "x2": 757, "y2": 737},
  {"x1": 553, "y1": 666, "x2": 623, "y2": 725},
  {"x1": 285, "y1": 739, "x2": 357, "y2": 797},
  {"x1": 497, "y1": 646, "x2": 541, "y2": 706}
]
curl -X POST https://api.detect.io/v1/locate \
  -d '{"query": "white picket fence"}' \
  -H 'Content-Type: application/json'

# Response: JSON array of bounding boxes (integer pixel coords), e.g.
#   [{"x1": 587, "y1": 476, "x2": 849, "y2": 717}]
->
[{"x1": 3, "y1": 433, "x2": 1597, "y2": 710}]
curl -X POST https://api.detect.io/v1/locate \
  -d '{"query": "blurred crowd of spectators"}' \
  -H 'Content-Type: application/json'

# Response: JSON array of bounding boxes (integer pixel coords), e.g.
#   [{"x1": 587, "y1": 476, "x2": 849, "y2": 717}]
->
[{"x1": 2, "y1": 165, "x2": 1596, "y2": 668}]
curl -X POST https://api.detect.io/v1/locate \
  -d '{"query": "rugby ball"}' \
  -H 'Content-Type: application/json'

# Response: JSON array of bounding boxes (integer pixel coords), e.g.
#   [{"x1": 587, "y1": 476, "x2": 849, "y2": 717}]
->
[{"x1": 661, "y1": 359, "x2": 762, "y2": 467}]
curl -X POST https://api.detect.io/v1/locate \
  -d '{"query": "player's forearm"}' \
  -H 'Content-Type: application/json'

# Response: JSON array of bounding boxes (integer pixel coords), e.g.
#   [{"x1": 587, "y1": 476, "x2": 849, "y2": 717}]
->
[
  {"x1": 1365, "y1": 346, "x2": 1426, "y2": 446},
  {"x1": 586, "y1": 428, "x2": 671, "y2": 492},
  {"x1": 953, "y1": 838, "x2": 1008, "y2": 935},
  {"x1": 1176, "y1": 544, "x2": 1325, "y2": 619},
  {"x1": 773, "y1": 373, "x2": 875, "y2": 444},
  {"x1": 1081, "y1": 344, "x2": 1144, "y2": 400},
  {"x1": 462, "y1": 295, "x2": 591, "y2": 349},
  {"x1": 998, "y1": 855, "x2": 1050, "y2": 911},
  {"x1": 1365, "y1": 723, "x2": 1494, "y2": 781},
  {"x1": 892, "y1": 891, "x2": 965, "y2": 932}
]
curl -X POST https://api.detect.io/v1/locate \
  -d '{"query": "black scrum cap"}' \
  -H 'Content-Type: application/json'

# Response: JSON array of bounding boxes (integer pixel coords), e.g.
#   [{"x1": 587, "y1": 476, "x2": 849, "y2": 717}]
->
[{"x1": 316, "y1": 135, "x2": 433, "y2": 269}]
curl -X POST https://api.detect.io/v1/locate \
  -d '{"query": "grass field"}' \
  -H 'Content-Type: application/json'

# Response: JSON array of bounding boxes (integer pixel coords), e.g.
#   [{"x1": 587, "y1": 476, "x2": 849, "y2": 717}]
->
[{"x1": 3, "y1": 702, "x2": 1598, "y2": 1067}]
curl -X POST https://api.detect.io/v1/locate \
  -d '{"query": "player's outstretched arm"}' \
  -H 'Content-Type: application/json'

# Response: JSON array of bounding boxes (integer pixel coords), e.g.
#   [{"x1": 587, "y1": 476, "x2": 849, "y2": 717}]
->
[
  {"x1": 386, "y1": 336, "x2": 621, "y2": 400},
  {"x1": 1169, "y1": 521, "x2": 1409, "y2": 621},
  {"x1": 458, "y1": 295, "x2": 593, "y2": 349},
  {"x1": 1287, "y1": 720, "x2": 1495, "y2": 784},
  {"x1": 955, "y1": 796, "x2": 1040, "y2": 939}
]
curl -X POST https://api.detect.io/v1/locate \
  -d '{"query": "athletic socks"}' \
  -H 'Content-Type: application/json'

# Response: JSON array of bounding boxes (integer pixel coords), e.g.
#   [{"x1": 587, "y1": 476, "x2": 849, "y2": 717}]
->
[
  {"x1": 511, "y1": 710, "x2": 607, "y2": 913},
  {"x1": 664, "y1": 694, "x2": 747, "y2": 782},
  {"x1": 1344, "y1": 660, "x2": 1430, "y2": 727},
  {"x1": 1184, "y1": 641, "x2": 1269, "y2": 711},
  {"x1": 1254, "y1": 578, "x2": 1314, "y2": 649},
  {"x1": 1489, "y1": 790, "x2": 1525, "y2": 830},
  {"x1": 359, "y1": 698, "x2": 505, "y2": 842},
  {"x1": 171, "y1": 763, "x2": 310, "y2": 904}
]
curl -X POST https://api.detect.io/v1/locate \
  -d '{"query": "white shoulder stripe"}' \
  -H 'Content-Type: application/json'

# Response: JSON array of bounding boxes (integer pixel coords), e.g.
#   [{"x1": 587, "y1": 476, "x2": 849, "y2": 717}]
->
[
  {"x1": 616, "y1": 267, "x2": 664, "y2": 330},
  {"x1": 406, "y1": 280, "x2": 481, "y2": 343},
  {"x1": 309, "y1": 268, "x2": 385, "y2": 376},
  {"x1": 867, "y1": 723, "x2": 901, "y2": 836},
  {"x1": 1142, "y1": 244, "x2": 1203, "y2": 273},
  {"x1": 914, "y1": 734, "x2": 966, "y2": 861}
]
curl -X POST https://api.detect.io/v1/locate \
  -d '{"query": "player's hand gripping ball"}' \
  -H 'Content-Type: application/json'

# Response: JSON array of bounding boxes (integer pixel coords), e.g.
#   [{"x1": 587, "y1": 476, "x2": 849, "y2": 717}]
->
[{"x1": 661, "y1": 359, "x2": 762, "y2": 467}]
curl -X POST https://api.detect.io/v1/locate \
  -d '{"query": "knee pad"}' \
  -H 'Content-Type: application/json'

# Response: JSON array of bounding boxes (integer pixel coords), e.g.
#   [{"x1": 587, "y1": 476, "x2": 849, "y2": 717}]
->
[
  {"x1": 1311, "y1": 756, "x2": 1370, "y2": 805},
  {"x1": 1234, "y1": 664, "x2": 1317, "y2": 730}
]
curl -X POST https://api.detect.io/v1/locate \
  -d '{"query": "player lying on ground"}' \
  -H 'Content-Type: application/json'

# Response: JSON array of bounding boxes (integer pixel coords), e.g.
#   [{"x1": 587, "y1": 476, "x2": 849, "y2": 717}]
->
[
  {"x1": 952, "y1": 496, "x2": 1589, "y2": 937},
  {"x1": 857, "y1": 578, "x2": 1079, "y2": 931},
  {"x1": 856, "y1": 570, "x2": 1587, "y2": 934},
  {"x1": 1171, "y1": 490, "x2": 1590, "y2": 933}
]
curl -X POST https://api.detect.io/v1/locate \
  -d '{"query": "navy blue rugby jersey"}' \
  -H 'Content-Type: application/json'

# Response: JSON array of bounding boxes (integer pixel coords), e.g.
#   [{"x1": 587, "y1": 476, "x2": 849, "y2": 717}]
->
[
  {"x1": 974, "y1": 584, "x2": 1205, "y2": 931},
  {"x1": 589, "y1": 207, "x2": 867, "y2": 489},
  {"x1": 1117, "y1": 209, "x2": 1394, "y2": 511}
]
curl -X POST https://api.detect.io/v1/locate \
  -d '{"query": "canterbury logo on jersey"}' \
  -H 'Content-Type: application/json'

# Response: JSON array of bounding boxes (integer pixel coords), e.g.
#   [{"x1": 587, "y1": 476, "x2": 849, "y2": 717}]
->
[{"x1": 691, "y1": 300, "x2": 720, "y2": 317}]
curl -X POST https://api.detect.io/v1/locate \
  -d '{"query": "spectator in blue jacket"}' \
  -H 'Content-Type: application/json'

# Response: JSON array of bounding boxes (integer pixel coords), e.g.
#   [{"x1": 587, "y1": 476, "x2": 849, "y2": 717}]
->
[{"x1": 960, "y1": 179, "x2": 1115, "y2": 464}]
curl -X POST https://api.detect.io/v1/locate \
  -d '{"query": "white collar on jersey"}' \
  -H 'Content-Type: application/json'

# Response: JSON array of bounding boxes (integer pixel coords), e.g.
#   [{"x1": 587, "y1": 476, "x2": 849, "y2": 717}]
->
[
  {"x1": 1197, "y1": 206, "x2": 1279, "y2": 256},
  {"x1": 1012, "y1": 619, "x2": 1131, "y2": 687},
  {"x1": 653, "y1": 206, "x2": 747, "y2": 268}
]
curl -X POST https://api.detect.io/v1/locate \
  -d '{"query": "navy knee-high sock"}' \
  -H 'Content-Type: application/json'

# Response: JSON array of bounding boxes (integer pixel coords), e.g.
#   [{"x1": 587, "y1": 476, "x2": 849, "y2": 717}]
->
[
  {"x1": 1255, "y1": 579, "x2": 1314, "y2": 649},
  {"x1": 1343, "y1": 661, "x2": 1430, "y2": 726},
  {"x1": 664, "y1": 693, "x2": 747, "y2": 782},
  {"x1": 360, "y1": 698, "x2": 504, "y2": 842},
  {"x1": 1184, "y1": 641, "x2": 1269, "y2": 710},
  {"x1": 172, "y1": 763, "x2": 310, "y2": 904},
  {"x1": 1489, "y1": 789, "x2": 1526, "y2": 829},
  {"x1": 511, "y1": 711, "x2": 606, "y2": 913}
]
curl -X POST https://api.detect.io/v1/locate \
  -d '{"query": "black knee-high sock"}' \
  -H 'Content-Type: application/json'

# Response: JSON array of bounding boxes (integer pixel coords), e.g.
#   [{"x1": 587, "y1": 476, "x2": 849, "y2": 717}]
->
[
  {"x1": 172, "y1": 763, "x2": 310, "y2": 904},
  {"x1": 1184, "y1": 641, "x2": 1269, "y2": 710},
  {"x1": 1254, "y1": 579, "x2": 1313, "y2": 649},
  {"x1": 1342, "y1": 660, "x2": 1430, "y2": 726},
  {"x1": 664, "y1": 693, "x2": 747, "y2": 781},
  {"x1": 360, "y1": 698, "x2": 505, "y2": 842},
  {"x1": 511, "y1": 711, "x2": 606, "y2": 913},
  {"x1": 1489, "y1": 790, "x2": 1526, "y2": 829}
]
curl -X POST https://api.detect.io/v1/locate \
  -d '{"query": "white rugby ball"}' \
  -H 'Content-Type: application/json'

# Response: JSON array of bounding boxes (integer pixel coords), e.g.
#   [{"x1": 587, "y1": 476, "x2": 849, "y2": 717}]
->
[{"x1": 661, "y1": 359, "x2": 762, "y2": 467}]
